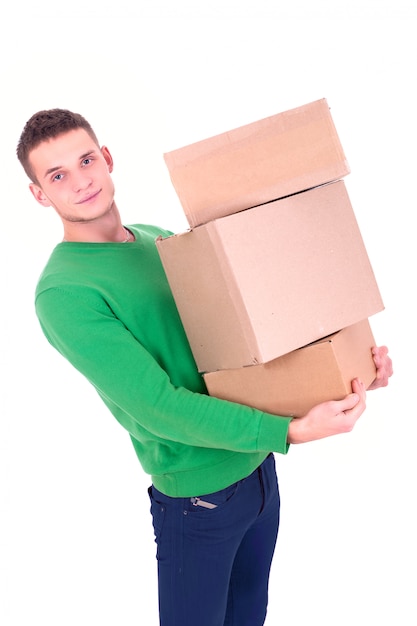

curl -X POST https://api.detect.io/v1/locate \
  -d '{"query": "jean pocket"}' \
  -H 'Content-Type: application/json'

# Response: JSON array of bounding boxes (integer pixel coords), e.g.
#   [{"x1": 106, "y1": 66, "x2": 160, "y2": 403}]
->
[{"x1": 186, "y1": 479, "x2": 241, "y2": 515}]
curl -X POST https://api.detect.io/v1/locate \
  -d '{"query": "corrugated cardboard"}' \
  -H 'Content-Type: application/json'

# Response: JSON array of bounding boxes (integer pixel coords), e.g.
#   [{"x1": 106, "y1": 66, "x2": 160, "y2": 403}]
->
[
  {"x1": 164, "y1": 98, "x2": 350, "y2": 228},
  {"x1": 204, "y1": 318, "x2": 377, "y2": 418},
  {"x1": 156, "y1": 180, "x2": 384, "y2": 373}
]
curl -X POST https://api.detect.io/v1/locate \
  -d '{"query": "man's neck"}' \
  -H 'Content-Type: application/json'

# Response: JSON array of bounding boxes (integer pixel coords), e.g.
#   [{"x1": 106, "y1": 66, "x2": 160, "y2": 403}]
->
[{"x1": 62, "y1": 204, "x2": 133, "y2": 243}]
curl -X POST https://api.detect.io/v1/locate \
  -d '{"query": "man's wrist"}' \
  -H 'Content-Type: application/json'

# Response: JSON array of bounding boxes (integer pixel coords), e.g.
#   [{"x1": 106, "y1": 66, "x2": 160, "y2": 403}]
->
[{"x1": 287, "y1": 417, "x2": 307, "y2": 445}]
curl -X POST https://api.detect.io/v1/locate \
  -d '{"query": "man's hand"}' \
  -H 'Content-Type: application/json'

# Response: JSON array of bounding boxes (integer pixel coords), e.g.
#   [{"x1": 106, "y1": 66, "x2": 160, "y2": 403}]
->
[
  {"x1": 287, "y1": 345, "x2": 392, "y2": 445},
  {"x1": 368, "y1": 345, "x2": 393, "y2": 390},
  {"x1": 287, "y1": 378, "x2": 366, "y2": 444}
]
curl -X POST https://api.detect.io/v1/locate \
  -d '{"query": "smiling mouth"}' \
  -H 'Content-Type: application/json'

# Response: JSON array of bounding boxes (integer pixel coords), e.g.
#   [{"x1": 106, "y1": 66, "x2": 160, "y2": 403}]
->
[{"x1": 77, "y1": 189, "x2": 101, "y2": 204}]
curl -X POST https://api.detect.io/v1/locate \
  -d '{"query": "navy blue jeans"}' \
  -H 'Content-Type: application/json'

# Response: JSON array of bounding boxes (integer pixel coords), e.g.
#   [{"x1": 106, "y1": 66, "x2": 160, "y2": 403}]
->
[{"x1": 148, "y1": 453, "x2": 280, "y2": 626}]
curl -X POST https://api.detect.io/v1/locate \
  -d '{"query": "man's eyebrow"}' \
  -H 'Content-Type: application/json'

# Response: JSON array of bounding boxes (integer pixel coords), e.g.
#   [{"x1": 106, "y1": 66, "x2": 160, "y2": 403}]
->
[
  {"x1": 43, "y1": 150, "x2": 97, "y2": 179},
  {"x1": 43, "y1": 165, "x2": 62, "y2": 179}
]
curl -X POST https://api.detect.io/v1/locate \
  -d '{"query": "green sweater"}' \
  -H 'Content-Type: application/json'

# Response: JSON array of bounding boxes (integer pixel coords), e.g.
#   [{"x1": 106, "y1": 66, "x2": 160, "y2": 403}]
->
[{"x1": 35, "y1": 224, "x2": 291, "y2": 497}]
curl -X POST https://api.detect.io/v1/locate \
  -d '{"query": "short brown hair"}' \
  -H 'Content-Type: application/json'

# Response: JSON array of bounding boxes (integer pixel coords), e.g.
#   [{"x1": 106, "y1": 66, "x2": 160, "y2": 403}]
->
[{"x1": 17, "y1": 108, "x2": 100, "y2": 183}]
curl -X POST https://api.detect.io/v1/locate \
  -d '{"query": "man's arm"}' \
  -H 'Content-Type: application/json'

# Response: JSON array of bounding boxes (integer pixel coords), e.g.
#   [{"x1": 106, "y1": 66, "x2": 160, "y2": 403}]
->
[{"x1": 36, "y1": 283, "x2": 393, "y2": 450}]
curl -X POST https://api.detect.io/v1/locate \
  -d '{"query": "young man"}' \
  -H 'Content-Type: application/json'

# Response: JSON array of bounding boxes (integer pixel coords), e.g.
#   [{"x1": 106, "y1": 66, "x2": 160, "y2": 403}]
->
[{"x1": 17, "y1": 109, "x2": 393, "y2": 626}]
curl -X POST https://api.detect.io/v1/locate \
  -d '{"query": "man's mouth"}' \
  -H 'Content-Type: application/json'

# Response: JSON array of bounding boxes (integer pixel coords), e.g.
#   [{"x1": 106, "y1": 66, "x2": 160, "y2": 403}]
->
[{"x1": 77, "y1": 189, "x2": 101, "y2": 204}]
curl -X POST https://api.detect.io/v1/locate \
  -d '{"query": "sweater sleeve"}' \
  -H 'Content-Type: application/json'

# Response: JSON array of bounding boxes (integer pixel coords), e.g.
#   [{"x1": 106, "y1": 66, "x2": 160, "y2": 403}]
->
[{"x1": 35, "y1": 286, "x2": 291, "y2": 455}]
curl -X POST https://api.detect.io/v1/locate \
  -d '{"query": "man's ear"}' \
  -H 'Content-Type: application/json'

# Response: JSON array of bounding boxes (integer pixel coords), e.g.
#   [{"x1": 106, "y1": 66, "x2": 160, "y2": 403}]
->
[
  {"x1": 101, "y1": 145, "x2": 114, "y2": 173},
  {"x1": 29, "y1": 183, "x2": 51, "y2": 207}
]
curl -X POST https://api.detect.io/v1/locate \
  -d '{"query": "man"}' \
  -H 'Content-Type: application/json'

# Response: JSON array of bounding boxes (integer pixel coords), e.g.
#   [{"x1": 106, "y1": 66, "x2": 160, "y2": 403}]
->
[{"x1": 17, "y1": 109, "x2": 392, "y2": 626}]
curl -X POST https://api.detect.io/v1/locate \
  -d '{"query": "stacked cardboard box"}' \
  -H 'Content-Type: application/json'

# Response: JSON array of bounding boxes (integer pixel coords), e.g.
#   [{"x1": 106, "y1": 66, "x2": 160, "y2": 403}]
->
[
  {"x1": 157, "y1": 99, "x2": 384, "y2": 417},
  {"x1": 163, "y1": 98, "x2": 350, "y2": 228},
  {"x1": 203, "y1": 319, "x2": 377, "y2": 418}
]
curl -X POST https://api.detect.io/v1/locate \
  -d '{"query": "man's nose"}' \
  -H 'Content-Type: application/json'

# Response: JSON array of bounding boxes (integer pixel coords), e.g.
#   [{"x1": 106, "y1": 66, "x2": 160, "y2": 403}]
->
[{"x1": 72, "y1": 171, "x2": 93, "y2": 192}]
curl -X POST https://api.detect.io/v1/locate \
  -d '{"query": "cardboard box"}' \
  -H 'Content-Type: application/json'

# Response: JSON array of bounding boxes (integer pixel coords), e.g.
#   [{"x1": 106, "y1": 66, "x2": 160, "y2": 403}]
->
[
  {"x1": 204, "y1": 318, "x2": 377, "y2": 418},
  {"x1": 156, "y1": 180, "x2": 384, "y2": 373},
  {"x1": 164, "y1": 98, "x2": 350, "y2": 228}
]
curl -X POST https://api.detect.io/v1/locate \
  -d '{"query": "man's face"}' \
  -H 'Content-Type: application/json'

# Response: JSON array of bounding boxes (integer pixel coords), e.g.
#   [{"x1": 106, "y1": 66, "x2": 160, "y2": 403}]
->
[{"x1": 28, "y1": 128, "x2": 116, "y2": 223}]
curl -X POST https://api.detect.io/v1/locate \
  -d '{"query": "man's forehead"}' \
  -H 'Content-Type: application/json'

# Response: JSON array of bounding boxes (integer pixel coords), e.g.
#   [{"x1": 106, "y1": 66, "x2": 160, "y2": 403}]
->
[
  {"x1": 30, "y1": 129, "x2": 100, "y2": 173},
  {"x1": 36, "y1": 128, "x2": 97, "y2": 154}
]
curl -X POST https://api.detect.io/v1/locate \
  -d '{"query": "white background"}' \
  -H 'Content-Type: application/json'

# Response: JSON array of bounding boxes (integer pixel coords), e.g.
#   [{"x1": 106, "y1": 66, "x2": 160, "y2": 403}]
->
[{"x1": 2, "y1": 1, "x2": 416, "y2": 624}]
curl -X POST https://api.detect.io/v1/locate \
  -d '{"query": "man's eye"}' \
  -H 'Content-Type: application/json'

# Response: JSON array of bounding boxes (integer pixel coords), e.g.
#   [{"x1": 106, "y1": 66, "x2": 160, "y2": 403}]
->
[
  {"x1": 53, "y1": 173, "x2": 63, "y2": 181},
  {"x1": 82, "y1": 158, "x2": 92, "y2": 166}
]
